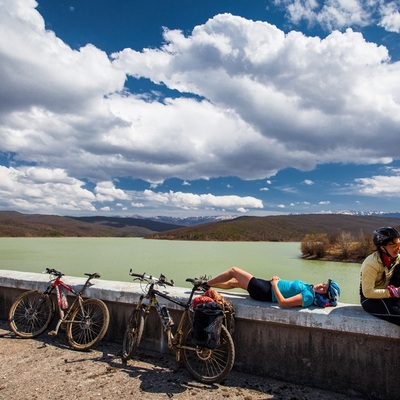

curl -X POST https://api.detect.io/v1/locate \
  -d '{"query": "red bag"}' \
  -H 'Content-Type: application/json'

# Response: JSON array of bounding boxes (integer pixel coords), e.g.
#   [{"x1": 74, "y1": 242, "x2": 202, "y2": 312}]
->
[{"x1": 192, "y1": 295, "x2": 214, "y2": 308}]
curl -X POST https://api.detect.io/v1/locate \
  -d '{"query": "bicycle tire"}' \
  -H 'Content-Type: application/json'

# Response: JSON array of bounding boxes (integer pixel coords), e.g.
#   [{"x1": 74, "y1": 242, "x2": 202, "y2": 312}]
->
[
  {"x1": 8, "y1": 290, "x2": 54, "y2": 338},
  {"x1": 66, "y1": 298, "x2": 110, "y2": 350},
  {"x1": 122, "y1": 306, "x2": 146, "y2": 360},
  {"x1": 181, "y1": 324, "x2": 235, "y2": 383}
]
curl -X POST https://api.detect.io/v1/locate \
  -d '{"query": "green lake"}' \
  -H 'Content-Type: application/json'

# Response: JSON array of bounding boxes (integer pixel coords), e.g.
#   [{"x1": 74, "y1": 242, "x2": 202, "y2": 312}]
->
[{"x1": 0, "y1": 238, "x2": 361, "y2": 304}]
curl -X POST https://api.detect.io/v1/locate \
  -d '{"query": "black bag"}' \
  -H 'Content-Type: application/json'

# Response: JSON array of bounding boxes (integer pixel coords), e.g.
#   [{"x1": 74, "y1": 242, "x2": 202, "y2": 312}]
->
[{"x1": 192, "y1": 302, "x2": 224, "y2": 349}]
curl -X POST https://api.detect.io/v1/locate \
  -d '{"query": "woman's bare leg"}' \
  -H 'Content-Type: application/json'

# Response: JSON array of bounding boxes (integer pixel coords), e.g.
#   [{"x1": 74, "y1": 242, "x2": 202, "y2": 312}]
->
[{"x1": 207, "y1": 267, "x2": 253, "y2": 290}]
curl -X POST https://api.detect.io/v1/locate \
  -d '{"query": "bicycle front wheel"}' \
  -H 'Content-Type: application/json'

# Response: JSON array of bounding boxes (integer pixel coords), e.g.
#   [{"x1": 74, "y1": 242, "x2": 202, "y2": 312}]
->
[
  {"x1": 181, "y1": 324, "x2": 235, "y2": 384},
  {"x1": 66, "y1": 298, "x2": 110, "y2": 350},
  {"x1": 122, "y1": 306, "x2": 145, "y2": 360},
  {"x1": 8, "y1": 290, "x2": 54, "y2": 338}
]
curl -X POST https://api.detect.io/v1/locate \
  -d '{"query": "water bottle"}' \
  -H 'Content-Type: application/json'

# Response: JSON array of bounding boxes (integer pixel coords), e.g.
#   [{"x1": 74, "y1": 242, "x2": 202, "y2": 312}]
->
[
  {"x1": 60, "y1": 290, "x2": 68, "y2": 309},
  {"x1": 160, "y1": 305, "x2": 173, "y2": 326}
]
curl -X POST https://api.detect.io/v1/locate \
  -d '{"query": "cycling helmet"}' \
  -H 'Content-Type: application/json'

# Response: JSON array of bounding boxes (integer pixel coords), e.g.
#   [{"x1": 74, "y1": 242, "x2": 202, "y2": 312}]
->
[
  {"x1": 372, "y1": 227, "x2": 400, "y2": 247},
  {"x1": 327, "y1": 279, "x2": 340, "y2": 302}
]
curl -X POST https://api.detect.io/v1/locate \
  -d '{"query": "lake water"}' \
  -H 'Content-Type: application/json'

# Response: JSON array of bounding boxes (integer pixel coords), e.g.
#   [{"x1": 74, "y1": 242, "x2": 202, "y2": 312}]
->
[{"x1": 0, "y1": 238, "x2": 361, "y2": 304}]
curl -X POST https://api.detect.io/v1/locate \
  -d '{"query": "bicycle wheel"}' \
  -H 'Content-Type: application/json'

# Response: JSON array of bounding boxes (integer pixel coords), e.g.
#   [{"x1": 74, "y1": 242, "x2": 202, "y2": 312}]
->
[
  {"x1": 122, "y1": 306, "x2": 146, "y2": 360},
  {"x1": 66, "y1": 298, "x2": 110, "y2": 350},
  {"x1": 8, "y1": 290, "x2": 54, "y2": 338},
  {"x1": 181, "y1": 324, "x2": 235, "y2": 384}
]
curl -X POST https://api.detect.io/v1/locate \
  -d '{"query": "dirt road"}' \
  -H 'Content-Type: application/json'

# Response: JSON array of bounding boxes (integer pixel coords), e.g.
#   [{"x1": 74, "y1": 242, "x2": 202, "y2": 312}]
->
[{"x1": 0, "y1": 319, "x2": 359, "y2": 400}]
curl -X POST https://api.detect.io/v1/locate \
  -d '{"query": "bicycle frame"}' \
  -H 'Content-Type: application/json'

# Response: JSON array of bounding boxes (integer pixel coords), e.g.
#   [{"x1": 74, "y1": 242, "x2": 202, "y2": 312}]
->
[
  {"x1": 43, "y1": 270, "x2": 98, "y2": 336},
  {"x1": 132, "y1": 273, "x2": 204, "y2": 360},
  {"x1": 124, "y1": 270, "x2": 235, "y2": 383}
]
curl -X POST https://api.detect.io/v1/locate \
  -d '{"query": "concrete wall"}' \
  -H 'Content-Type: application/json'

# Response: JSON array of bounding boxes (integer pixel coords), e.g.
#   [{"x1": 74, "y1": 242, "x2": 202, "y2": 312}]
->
[{"x1": 1, "y1": 269, "x2": 399, "y2": 399}]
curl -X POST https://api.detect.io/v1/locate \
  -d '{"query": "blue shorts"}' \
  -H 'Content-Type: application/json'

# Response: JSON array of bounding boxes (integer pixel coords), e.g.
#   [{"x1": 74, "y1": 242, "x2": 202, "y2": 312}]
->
[{"x1": 247, "y1": 277, "x2": 272, "y2": 302}]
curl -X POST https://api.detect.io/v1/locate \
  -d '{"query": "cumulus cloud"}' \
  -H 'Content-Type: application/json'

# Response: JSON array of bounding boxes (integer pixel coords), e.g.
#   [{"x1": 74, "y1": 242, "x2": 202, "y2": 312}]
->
[
  {"x1": 0, "y1": 1, "x2": 399, "y2": 215},
  {"x1": 113, "y1": 15, "x2": 398, "y2": 173},
  {"x1": 142, "y1": 190, "x2": 263, "y2": 211},
  {"x1": 355, "y1": 174, "x2": 400, "y2": 195},
  {"x1": 0, "y1": 166, "x2": 96, "y2": 212},
  {"x1": 0, "y1": 164, "x2": 264, "y2": 214},
  {"x1": 277, "y1": 0, "x2": 400, "y2": 33},
  {"x1": 379, "y1": 2, "x2": 400, "y2": 33},
  {"x1": 94, "y1": 181, "x2": 130, "y2": 202}
]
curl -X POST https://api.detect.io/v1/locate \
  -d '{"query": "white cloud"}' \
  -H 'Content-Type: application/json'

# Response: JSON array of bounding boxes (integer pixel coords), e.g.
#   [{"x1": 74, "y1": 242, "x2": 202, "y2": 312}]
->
[
  {"x1": 0, "y1": 1, "x2": 400, "y2": 215},
  {"x1": 0, "y1": 165, "x2": 96, "y2": 212},
  {"x1": 355, "y1": 174, "x2": 400, "y2": 195},
  {"x1": 379, "y1": 2, "x2": 400, "y2": 33},
  {"x1": 277, "y1": 1, "x2": 399, "y2": 33},
  {"x1": 94, "y1": 181, "x2": 130, "y2": 202},
  {"x1": 0, "y1": 164, "x2": 265, "y2": 214},
  {"x1": 303, "y1": 179, "x2": 314, "y2": 185},
  {"x1": 142, "y1": 190, "x2": 264, "y2": 211},
  {"x1": 1, "y1": 3, "x2": 399, "y2": 186}
]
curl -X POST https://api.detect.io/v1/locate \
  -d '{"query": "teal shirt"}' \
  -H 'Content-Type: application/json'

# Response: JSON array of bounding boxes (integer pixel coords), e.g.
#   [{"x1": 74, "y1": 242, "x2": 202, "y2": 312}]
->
[{"x1": 271, "y1": 279, "x2": 315, "y2": 307}]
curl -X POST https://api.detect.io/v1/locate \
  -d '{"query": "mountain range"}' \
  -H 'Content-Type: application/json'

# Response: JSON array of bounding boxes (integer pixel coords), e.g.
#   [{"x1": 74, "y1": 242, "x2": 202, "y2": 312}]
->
[{"x1": 1, "y1": 210, "x2": 400, "y2": 240}]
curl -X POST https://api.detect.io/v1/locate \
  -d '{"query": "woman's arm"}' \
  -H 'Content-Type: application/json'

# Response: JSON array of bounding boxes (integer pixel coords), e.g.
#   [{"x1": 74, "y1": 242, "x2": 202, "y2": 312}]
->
[
  {"x1": 361, "y1": 260, "x2": 391, "y2": 299},
  {"x1": 270, "y1": 277, "x2": 303, "y2": 307},
  {"x1": 361, "y1": 257, "x2": 390, "y2": 299}
]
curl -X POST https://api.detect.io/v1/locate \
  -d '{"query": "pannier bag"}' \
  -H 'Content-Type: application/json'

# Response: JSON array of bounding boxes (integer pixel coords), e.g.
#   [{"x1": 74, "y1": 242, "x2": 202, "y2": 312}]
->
[
  {"x1": 203, "y1": 289, "x2": 235, "y2": 335},
  {"x1": 192, "y1": 302, "x2": 224, "y2": 349}
]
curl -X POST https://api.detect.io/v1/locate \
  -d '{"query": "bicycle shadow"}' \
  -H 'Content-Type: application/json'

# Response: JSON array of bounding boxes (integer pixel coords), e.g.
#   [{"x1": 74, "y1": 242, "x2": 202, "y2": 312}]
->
[
  {"x1": 0, "y1": 325, "x2": 315, "y2": 399},
  {"x1": 107, "y1": 350, "x2": 217, "y2": 396},
  {"x1": 2, "y1": 327, "x2": 192, "y2": 396}
]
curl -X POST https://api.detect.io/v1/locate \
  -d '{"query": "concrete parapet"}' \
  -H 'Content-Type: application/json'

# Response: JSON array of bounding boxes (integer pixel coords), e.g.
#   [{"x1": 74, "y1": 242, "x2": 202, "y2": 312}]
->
[{"x1": 0, "y1": 269, "x2": 398, "y2": 399}]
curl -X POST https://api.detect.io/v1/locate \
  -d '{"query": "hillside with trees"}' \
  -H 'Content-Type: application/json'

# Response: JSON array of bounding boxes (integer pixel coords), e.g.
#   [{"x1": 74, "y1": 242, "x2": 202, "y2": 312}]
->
[
  {"x1": 146, "y1": 214, "x2": 400, "y2": 242},
  {"x1": 0, "y1": 211, "x2": 182, "y2": 237}
]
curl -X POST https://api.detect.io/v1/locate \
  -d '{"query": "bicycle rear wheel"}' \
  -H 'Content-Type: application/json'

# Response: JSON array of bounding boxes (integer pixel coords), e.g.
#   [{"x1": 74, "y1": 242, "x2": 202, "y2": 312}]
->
[
  {"x1": 8, "y1": 290, "x2": 54, "y2": 338},
  {"x1": 122, "y1": 306, "x2": 146, "y2": 360},
  {"x1": 181, "y1": 324, "x2": 235, "y2": 383},
  {"x1": 66, "y1": 298, "x2": 110, "y2": 350}
]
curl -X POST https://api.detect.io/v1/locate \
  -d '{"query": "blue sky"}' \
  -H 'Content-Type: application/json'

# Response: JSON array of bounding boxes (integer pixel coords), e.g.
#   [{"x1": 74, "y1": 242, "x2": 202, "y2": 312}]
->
[{"x1": 1, "y1": 0, "x2": 400, "y2": 218}]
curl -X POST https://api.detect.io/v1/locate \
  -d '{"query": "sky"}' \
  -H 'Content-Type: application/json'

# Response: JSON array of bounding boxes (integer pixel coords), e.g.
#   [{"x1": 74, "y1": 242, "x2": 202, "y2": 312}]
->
[{"x1": 1, "y1": 0, "x2": 400, "y2": 218}]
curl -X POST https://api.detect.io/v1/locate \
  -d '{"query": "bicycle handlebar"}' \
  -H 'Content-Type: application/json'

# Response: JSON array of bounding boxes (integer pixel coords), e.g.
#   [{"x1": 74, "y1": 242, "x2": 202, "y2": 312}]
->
[
  {"x1": 85, "y1": 272, "x2": 101, "y2": 279},
  {"x1": 186, "y1": 278, "x2": 209, "y2": 290},
  {"x1": 44, "y1": 268, "x2": 100, "y2": 280},
  {"x1": 44, "y1": 268, "x2": 64, "y2": 277},
  {"x1": 129, "y1": 269, "x2": 174, "y2": 286}
]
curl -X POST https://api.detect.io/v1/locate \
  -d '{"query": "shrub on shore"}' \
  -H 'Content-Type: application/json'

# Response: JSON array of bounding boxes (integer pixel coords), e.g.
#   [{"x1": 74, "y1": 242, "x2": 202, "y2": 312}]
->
[{"x1": 300, "y1": 230, "x2": 376, "y2": 262}]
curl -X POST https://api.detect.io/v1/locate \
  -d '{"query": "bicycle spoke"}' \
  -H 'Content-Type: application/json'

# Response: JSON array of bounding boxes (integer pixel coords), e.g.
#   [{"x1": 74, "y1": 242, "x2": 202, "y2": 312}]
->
[
  {"x1": 66, "y1": 299, "x2": 109, "y2": 350},
  {"x1": 122, "y1": 307, "x2": 145, "y2": 360},
  {"x1": 8, "y1": 291, "x2": 53, "y2": 338},
  {"x1": 182, "y1": 325, "x2": 235, "y2": 383}
]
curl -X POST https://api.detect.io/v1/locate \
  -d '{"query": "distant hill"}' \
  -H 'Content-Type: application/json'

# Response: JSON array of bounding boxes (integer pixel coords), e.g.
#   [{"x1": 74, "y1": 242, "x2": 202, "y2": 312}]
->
[
  {"x1": 145, "y1": 214, "x2": 400, "y2": 242},
  {"x1": 69, "y1": 216, "x2": 183, "y2": 234},
  {"x1": 0, "y1": 211, "x2": 183, "y2": 237},
  {"x1": 1, "y1": 211, "x2": 400, "y2": 240}
]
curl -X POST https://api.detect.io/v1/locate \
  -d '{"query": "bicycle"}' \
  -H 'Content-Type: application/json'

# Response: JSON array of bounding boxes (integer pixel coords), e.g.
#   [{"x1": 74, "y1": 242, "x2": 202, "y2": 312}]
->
[
  {"x1": 8, "y1": 268, "x2": 110, "y2": 350},
  {"x1": 122, "y1": 270, "x2": 235, "y2": 383}
]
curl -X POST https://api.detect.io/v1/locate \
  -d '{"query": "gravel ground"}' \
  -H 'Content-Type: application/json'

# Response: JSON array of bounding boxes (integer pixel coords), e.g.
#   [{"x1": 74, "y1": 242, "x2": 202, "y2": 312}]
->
[{"x1": 0, "y1": 319, "x2": 359, "y2": 400}]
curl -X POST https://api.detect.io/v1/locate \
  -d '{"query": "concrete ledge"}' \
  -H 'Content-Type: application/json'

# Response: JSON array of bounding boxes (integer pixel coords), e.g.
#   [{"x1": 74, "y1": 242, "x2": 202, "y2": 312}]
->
[
  {"x1": 1, "y1": 269, "x2": 399, "y2": 400},
  {"x1": 0, "y1": 269, "x2": 398, "y2": 339}
]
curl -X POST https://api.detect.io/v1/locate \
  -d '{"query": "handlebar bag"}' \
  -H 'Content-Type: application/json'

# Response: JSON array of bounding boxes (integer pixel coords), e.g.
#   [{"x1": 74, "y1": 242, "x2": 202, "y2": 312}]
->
[{"x1": 192, "y1": 302, "x2": 224, "y2": 349}]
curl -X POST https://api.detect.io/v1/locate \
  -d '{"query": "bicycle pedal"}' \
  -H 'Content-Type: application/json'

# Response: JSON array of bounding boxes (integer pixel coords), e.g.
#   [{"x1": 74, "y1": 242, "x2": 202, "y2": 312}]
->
[{"x1": 48, "y1": 330, "x2": 58, "y2": 336}]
